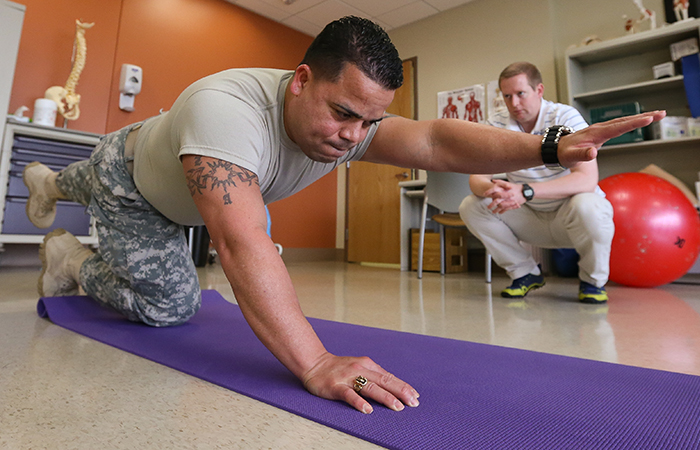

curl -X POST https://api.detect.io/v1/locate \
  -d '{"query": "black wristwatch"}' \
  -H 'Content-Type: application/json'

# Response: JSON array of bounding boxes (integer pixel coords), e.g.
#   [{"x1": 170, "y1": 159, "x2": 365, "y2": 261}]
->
[
  {"x1": 522, "y1": 183, "x2": 534, "y2": 202},
  {"x1": 541, "y1": 125, "x2": 574, "y2": 169}
]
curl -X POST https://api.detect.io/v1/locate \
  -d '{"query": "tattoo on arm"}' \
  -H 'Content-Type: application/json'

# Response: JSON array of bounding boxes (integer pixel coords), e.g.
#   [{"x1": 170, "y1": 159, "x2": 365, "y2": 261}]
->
[{"x1": 186, "y1": 156, "x2": 259, "y2": 204}]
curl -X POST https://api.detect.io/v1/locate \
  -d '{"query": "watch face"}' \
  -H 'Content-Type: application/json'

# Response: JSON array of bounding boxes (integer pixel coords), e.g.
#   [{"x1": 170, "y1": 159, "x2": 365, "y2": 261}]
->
[{"x1": 523, "y1": 185, "x2": 534, "y2": 200}]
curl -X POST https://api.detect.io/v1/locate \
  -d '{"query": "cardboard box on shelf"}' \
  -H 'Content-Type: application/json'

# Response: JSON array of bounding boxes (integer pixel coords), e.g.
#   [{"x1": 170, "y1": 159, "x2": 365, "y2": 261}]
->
[
  {"x1": 670, "y1": 37, "x2": 699, "y2": 61},
  {"x1": 651, "y1": 116, "x2": 688, "y2": 140},
  {"x1": 653, "y1": 62, "x2": 675, "y2": 79},
  {"x1": 688, "y1": 117, "x2": 700, "y2": 137}
]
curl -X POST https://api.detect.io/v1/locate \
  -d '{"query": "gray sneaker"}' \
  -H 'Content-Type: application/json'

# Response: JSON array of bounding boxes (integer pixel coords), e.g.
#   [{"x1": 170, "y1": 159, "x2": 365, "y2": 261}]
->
[{"x1": 23, "y1": 161, "x2": 58, "y2": 229}]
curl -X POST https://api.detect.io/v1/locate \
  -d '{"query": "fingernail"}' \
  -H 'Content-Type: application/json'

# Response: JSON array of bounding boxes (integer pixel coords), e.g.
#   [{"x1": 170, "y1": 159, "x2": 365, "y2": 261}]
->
[
  {"x1": 409, "y1": 397, "x2": 420, "y2": 407},
  {"x1": 363, "y1": 404, "x2": 373, "y2": 414},
  {"x1": 394, "y1": 401, "x2": 405, "y2": 411},
  {"x1": 413, "y1": 389, "x2": 420, "y2": 398}
]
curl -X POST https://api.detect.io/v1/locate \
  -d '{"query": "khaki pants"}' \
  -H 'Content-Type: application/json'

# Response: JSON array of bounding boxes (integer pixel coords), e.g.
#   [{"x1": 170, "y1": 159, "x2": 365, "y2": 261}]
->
[{"x1": 459, "y1": 193, "x2": 614, "y2": 287}]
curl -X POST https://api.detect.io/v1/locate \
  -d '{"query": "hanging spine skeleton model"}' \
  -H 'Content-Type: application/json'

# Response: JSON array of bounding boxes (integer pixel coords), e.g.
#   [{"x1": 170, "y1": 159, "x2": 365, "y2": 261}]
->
[{"x1": 44, "y1": 20, "x2": 95, "y2": 121}]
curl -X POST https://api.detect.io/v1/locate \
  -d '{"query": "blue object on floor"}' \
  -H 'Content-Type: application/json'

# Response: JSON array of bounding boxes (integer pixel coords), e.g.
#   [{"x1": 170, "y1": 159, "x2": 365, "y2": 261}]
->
[{"x1": 551, "y1": 248, "x2": 580, "y2": 278}]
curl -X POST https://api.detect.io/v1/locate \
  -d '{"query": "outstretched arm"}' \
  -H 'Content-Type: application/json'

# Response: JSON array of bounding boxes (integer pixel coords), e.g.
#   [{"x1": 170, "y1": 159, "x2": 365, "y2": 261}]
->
[
  {"x1": 182, "y1": 155, "x2": 420, "y2": 414},
  {"x1": 363, "y1": 111, "x2": 665, "y2": 172}
]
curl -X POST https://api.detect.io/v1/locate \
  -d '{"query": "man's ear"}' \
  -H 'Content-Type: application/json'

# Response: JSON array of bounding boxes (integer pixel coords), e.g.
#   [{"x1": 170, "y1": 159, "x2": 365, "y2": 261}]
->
[
  {"x1": 290, "y1": 64, "x2": 312, "y2": 95},
  {"x1": 536, "y1": 83, "x2": 544, "y2": 98}
]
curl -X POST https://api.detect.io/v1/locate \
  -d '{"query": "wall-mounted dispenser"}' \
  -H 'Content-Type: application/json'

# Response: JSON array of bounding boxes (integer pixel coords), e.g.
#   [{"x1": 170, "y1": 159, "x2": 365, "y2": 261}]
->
[{"x1": 119, "y1": 64, "x2": 142, "y2": 111}]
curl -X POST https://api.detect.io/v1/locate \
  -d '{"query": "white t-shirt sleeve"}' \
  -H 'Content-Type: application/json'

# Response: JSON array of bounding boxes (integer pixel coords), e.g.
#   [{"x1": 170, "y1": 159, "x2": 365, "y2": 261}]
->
[{"x1": 172, "y1": 89, "x2": 267, "y2": 176}]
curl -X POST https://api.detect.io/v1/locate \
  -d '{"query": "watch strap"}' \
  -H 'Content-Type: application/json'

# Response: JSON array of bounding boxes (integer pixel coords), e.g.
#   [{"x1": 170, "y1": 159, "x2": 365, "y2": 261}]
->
[{"x1": 541, "y1": 125, "x2": 574, "y2": 169}]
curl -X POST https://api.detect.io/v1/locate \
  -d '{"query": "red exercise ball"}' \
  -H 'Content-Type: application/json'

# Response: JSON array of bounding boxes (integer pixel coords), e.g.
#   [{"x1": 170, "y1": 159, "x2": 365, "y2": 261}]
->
[{"x1": 599, "y1": 172, "x2": 700, "y2": 287}]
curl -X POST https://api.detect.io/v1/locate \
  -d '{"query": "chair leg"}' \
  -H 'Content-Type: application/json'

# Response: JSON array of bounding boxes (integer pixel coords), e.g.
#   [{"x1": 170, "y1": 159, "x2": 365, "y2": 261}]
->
[
  {"x1": 417, "y1": 194, "x2": 429, "y2": 279},
  {"x1": 439, "y1": 224, "x2": 446, "y2": 275},
  {"x1": 485, "y1": 252, "x2": 492, "y2": 283}
]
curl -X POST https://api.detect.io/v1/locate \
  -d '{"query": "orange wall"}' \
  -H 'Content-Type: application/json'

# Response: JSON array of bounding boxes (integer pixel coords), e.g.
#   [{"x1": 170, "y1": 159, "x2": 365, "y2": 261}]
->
[
  {"x1": 8, "y1": 0, "x2": 336, "y2": 249},
  {"x1": 10, "y1": 0, "x2": 121, "y2": 133}
]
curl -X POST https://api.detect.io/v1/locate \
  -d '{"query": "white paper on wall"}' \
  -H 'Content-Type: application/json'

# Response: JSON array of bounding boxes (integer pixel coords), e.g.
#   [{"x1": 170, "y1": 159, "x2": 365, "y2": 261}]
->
[
  {"x1": 437, "y1": 84, "x2": 486, "y2": 123},
  {"x1": 487, "y1": 79, "x2": 508, "y2": 121}
]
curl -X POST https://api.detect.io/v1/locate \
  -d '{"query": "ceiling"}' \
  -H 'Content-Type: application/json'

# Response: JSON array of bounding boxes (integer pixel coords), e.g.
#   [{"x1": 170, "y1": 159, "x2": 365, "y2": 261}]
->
[{"x1": 225, "y1": 0, "x2": 475, "y2": 36}]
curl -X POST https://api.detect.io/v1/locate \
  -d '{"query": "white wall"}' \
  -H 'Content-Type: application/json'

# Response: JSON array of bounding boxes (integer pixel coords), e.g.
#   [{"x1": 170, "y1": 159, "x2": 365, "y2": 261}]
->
[
  {"x1": 388, "y1": 0, "x2": 667, "y2": 118},
  {"x1": 549, "y1": 0, "x2": 666, "y2": 101},
  {"x1": 337, "y1": 0, "x2": 670, "y2": 249}
]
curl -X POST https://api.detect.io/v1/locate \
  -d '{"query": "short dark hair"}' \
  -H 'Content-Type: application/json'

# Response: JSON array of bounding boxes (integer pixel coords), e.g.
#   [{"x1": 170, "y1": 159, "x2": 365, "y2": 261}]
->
[
  {"x1": 301, "y1": 16, "x2": 403, "y2": 90},
  {"x1": 499, "y1": 62, "x2": 543, "y2": 90}
]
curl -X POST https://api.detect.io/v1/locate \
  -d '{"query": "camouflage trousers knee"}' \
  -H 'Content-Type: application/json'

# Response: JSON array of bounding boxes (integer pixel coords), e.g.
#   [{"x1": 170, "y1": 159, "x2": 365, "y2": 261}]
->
[{"x1": 56, "y1": 123, "x2": 201, "y2": 327}]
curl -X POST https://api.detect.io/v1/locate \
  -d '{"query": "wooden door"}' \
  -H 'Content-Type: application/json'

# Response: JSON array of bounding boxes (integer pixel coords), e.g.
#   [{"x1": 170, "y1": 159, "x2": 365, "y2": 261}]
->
[{"x1": 346, "y1": 58, "x2": 416, "y2": 264}]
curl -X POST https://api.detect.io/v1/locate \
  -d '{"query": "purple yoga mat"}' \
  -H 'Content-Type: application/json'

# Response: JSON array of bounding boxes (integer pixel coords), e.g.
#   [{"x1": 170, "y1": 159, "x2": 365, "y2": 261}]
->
[{"x1": 38, "y1": 290, "x2": 700, "y2": 449}]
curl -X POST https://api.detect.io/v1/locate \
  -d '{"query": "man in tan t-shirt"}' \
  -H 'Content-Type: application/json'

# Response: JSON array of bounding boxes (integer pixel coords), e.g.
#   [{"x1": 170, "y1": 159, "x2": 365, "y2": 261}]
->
[{"x1": 23, "y1": 17, "x2": 664, "y2": 415}]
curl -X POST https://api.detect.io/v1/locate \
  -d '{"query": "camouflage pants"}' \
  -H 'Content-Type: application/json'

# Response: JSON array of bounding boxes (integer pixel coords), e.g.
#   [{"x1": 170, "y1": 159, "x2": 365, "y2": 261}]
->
[{"x1": 56, "y1": 123, "x2": 201, "y2": 326}]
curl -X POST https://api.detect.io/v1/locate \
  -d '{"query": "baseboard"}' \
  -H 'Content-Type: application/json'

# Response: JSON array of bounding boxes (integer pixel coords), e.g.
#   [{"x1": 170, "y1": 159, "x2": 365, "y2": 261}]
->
[
  {"x1": 0, "y1": 244, "x2": 346, "y2": 269},
  {"x1": 0, "y1": 244, "x2": 41, "y2": 267},
  {"x1": 280, "y1": 248, "x2": 344, "y2": 263},
  {"x1": 673, "y1": 273, "x2": 700, "y2": 285}
]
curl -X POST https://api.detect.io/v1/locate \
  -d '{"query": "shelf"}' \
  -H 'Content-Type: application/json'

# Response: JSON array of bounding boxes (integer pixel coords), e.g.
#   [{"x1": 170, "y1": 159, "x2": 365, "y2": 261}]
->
[
  {"x1": 6, "y1": 118, "x2": 101, "y2": 143},
  {"x1": 0, "y1": 234, "x2": 98, "y2": 245},
  {"x1": 567, "y1": 19, "x2": 700, "y2": 64},
  {"x1": 404, "y1": 189, "x2": 425, "y2": 199},
  {"x1": 398, "y1": 179, "x2": 426, "y2": 188},
  {"x1": 566, "y1": 20, "x2": 700, "y2": 188},
  {"x1": 573, "y1": 75, "x2": 685, "y2": 105},
  {"x1": 600, "y1": 135, "x2": 700, "y2": 152}
]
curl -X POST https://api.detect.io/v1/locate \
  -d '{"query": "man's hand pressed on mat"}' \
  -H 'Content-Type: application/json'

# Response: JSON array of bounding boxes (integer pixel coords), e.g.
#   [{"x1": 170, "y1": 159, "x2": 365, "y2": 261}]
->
[
  {"x1": 28, "y1": 16, "x2": 665, "y2": 414},
  {"x1": 183, "y1": 153, "x2": 420, "y2": 414}
]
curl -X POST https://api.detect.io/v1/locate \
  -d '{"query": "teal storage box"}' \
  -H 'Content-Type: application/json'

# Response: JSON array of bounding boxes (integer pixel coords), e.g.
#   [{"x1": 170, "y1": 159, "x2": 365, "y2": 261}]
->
[{"x1": 590, "y1": 102, "x2": 644, "y2": 145}]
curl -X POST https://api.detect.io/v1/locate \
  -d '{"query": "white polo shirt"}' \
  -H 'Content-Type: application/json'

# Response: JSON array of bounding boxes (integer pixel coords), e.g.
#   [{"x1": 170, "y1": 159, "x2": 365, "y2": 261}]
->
[{"x1": 488, "y1": 99, "x2": 603, "y2": 211}]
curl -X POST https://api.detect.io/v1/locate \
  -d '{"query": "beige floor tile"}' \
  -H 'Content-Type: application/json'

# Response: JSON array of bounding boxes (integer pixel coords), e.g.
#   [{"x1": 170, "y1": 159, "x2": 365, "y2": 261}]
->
[{"x1": 2, "y1": 261, "x2": 700, "y2": 449}]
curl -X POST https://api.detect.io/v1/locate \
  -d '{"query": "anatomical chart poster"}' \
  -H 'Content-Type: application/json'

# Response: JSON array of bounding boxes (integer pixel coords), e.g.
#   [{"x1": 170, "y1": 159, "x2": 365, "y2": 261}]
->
[{"x1": 437, "y1": 84, "x2": 485, "y2": 123}]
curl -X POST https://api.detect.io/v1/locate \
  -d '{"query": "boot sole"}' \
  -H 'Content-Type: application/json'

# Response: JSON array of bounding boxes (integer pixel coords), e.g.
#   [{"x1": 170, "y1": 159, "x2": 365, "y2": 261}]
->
[
  {"x1": 23, "y1": 161, "x2": 54, "y2": 229},
  {"x1": 38, "y1": 228, "x2": 69, "y2": 297}
]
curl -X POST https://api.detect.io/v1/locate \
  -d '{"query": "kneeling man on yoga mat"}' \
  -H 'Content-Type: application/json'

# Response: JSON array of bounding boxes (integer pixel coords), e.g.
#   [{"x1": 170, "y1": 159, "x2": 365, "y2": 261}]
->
[{"x1": 23, "y1": 16, "x2": 664, "y2": 414}]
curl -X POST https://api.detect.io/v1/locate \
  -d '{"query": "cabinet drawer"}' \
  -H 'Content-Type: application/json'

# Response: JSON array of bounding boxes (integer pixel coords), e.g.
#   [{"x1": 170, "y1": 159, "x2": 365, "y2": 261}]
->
[
  {"x1": 11, "y1": 159, "x2": 67, "y2": 174},
  {"x1": 11, "y1": 147, "x2": 89, "y2": 167},
  {"x1": 7, "y1": 172, "x2": 28, "y2": 197},
  {"x1": 13, "y1": 135, "x2": 95, "y2": 158},
  {"x1": 2, "y1": 197, "x2": 91, "y2": 236}
]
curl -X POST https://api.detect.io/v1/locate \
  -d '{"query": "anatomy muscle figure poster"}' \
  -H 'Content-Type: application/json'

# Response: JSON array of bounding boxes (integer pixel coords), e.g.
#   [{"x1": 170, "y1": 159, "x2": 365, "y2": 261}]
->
[{"x1": 437, "y1": 84, "x2": 486, "y2": 123}]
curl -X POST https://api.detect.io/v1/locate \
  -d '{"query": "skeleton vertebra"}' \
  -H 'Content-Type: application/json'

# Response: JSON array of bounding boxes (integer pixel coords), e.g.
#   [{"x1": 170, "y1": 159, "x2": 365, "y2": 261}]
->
[{"x1": 44, "y1": 20, "x2": 94, "y2": 121}]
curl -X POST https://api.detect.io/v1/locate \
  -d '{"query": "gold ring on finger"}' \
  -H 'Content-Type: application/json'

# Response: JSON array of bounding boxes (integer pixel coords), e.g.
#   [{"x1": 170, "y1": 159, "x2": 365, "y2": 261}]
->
[{"x1": 353, "y1": 375, "x2": 368, "y2": 394}]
